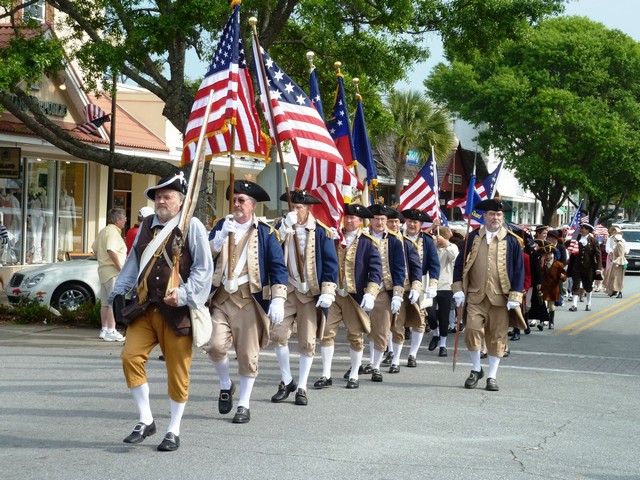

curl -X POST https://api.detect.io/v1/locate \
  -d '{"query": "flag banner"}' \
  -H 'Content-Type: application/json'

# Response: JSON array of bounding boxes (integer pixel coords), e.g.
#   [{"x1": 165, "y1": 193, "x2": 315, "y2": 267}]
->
[
  {"x1": 464, "y1": 174, "x2": 483, "y2": 217},
  {"x1": 566, "y1": 199, "x2": 585, "y2": 240},
  {"x1": 399, "y1": 152, "x2": 439, "y2": 220},
  {"x1": 447, "y1": 160, "x2": 503, "y2": 211},
  {"x1": 310, "y1": 183, "x2": 345, "y2": 242},
  {"x1": 182, "y1": 4, "x2": 267, "y2": 164},
  {"x1": 75, "y1": 104, "x2": 109, "y2": 135},
  {"x1": 352, "y1": 96, "x2": 377, "y2": 187},
  {"x1": 252, "y1": 43, "x2": 362, "y2": 194},
  {"x1": 309, "y1": 67, "x2": 325, "y2": 121},
  {"x1": 326, "y1": 75, "x2": 355, "y2": 166}
]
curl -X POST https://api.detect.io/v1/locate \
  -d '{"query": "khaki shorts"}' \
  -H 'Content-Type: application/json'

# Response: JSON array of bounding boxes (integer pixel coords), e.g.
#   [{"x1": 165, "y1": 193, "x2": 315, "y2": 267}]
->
[{"x1": 98, "y1": 277, "x2": 117, "y2": 305}]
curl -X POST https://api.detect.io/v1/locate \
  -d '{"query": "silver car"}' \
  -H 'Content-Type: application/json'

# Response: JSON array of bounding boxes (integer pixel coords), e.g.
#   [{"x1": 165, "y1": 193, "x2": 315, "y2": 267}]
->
[{"x1": 5, "y1": 258, "x2": 101, "y2": 311}]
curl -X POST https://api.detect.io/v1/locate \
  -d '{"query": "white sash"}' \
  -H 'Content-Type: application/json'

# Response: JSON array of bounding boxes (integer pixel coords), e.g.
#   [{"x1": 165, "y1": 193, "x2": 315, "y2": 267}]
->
[{"x1": 137, "y1": 215, "x2": 181, "y2": 280}]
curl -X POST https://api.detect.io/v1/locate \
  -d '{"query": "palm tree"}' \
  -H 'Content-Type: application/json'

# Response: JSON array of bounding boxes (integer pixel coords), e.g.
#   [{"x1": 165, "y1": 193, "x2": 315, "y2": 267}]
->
[{"x1": 385, "y1": 90, "x2": 456, "y2": 201}]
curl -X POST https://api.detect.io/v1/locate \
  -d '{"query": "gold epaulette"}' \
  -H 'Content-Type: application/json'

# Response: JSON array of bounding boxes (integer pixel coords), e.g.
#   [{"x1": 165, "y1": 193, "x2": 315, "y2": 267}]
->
[
  {"x1": 258, "y1": 219, "x2": 280, "y2": 240},
  {"x1": 506, "y1": 229, "x2": 523, "y2": 247},
  {"x1": 387, "y1": 230, "x2": 402, "y2": 240},
  {"x1": 403, "y1": 235, "x2": 419, "y2": 249},
  {"x1": 317, "y1": 220, "x2": 334, "y2": 239},
  {"x1": 360, "y1": 231, "x2": 379, "y2": 248}
]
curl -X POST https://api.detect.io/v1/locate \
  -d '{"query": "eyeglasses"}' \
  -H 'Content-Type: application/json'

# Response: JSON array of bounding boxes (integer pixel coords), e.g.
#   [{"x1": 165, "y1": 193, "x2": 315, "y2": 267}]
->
[{"x1": 234, "y1": 197, "x2": 250, "y2": 204}]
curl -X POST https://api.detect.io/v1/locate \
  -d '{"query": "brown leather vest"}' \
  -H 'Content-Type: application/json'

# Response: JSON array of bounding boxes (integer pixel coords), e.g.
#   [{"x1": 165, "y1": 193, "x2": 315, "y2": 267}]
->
[{"x1": 134, "y1": 216, "x2": 194, "y2": 336}]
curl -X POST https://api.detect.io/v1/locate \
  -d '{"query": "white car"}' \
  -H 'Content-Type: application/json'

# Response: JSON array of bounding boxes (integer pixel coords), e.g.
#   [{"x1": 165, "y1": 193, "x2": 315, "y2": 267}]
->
[
  {"x1": 617, "y1": 226, "x2": 640, "y2": 272},
  {"x1": 5, "y1": 258, "x2": 101, "y2": 311}
]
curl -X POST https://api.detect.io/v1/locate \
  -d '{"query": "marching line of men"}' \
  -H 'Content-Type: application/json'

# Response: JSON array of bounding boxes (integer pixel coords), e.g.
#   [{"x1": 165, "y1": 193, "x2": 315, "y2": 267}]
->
[{"x1": 111, "y1": 173, "x2": 522, "y2": 452}]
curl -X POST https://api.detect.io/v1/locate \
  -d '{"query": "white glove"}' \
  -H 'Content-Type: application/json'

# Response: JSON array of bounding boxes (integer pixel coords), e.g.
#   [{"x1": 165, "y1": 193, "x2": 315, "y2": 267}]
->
[
  {"x1": 426, "y1": 286, "x2": 437, "y2": 299},
  {"x1": 453, "y1": 291, "x2": 465, "y2": 308},
  {"x1": 284, "y1": 211, "x2": 298, "y2": 227},
  {"x1": 329, "y1": 227, "x2": 340, "y2": 240},
  {"x1": 390, "y1": 295, "x2": 403, "y2": 314},
  {"x1": 316, "y1": 293, "x2": 335, "y2": 309},
  {"x1": 360, "y1": 293, "x2": 375, "y2": 312},
  {"x1": 507, "y1": 301, "x2": 520, "y2": 311},
  {"x1": 268, "y1": 297, "x2": 285, "y2": 324},
  {"x1": 220, "y1": 214, "x2": 237, "y2": 239},
  {"x1": 408, "y1": 289, "x2": 420, "y2": 304}
]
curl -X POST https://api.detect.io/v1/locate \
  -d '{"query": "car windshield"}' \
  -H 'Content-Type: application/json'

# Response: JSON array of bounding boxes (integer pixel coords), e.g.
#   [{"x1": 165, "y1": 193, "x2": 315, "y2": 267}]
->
[{"x1": 622, "y1": 231, "x2": 640, "y2": 242}]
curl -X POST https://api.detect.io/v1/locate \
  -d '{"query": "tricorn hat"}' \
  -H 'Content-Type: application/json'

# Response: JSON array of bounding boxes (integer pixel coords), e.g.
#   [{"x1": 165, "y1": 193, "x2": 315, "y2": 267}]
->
[
  {"x1": 539, "y1": 241, "x2": 556, "y2": 254},
  {"x1": 547, "y1": 229, "x2": 562, "y2": 240},
  {"x1": 401, "y1": 209, "x2": 432, "y2": 222},
  {"x1": 144, "y1": 172, "x2": 188, "y2": 201},
  {"x1": 226, "y1": 180, "x2": 270, "y2": 202},
  {"x1": 474, "y1": 198, "x2": 510, "y2": 212},
  {"x1": 580, "y1": 222, "x2": 594, "y2": 232},
  {"x1": 344, "y1": 203, "x2": 373, "y2": 219},
  {"x1": 369, "y1": 204, "x2": 398, "y2": 218},
  {"x1": 535, "y1": 225, "x2": 549, "y2": 232},
  {"x1": 279, "y1": 189, "x2": 322, "y2": 205}
]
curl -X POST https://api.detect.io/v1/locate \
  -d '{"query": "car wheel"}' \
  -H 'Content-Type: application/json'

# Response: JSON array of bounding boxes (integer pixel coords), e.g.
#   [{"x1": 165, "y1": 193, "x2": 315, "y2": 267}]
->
[{"x1": 51, "y1": 283, "x2": 93, "y2": 311}]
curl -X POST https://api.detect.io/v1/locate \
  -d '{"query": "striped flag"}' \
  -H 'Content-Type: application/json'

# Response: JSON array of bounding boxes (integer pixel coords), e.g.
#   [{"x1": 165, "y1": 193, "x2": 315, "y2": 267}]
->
[
  {"x1": 399, "y1": 151, "x2": 440, "y2": 220},
  {"x1": 352, "y1": 94, "x2": 377, "y2": 188},
  {"x1": 75, "y1": 104, "x2": 109, "y2": 135},
  {"x1": 566, "y1": 199, "x2": 585, "y2": 240},
  {"x1": 447, "y1": 160, "x2": 503, "y2": 211},
  {"x1": 181, "y1": 4, "x2": 267, "y2": 164},
  {"x1": 252, "y1": 43, "x2": 362, "y2": 195}
]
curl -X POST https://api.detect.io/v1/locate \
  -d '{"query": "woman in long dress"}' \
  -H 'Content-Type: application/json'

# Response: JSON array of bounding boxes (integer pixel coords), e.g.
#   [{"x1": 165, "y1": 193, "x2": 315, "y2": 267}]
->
[{"x1": 604, "y1": 233, "x2": 626, "y2": 298}]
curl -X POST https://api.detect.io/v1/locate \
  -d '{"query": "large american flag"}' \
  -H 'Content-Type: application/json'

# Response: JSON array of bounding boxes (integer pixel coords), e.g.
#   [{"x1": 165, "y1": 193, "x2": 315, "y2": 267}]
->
[
  {"x1": 252, "y1": 43, "x2": 362, "y2": 231},
  {"x1": 75, "y1": 104, "x2": 109, "y2": 135},
  {"x1": 399, "y1": 151, "x2": 440, "y2": 220},
  {"x1": 181, "y1": 4, "x2": 267, "y2": 164}
]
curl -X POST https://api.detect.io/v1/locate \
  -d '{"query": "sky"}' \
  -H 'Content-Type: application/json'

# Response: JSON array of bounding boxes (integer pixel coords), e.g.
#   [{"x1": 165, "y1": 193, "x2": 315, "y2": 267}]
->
[{"x1": 396, "y1": 0, "x2": 640, "y2": 91}]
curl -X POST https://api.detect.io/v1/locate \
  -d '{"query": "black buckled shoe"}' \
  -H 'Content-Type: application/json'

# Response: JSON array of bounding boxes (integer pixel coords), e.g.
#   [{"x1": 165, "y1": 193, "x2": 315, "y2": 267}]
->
[
  {"x1": 438, "y1": 347, "x2": 448, "y2": 357},
  {"x1": 123, "y1": 421, "x2": 156, "y2": 444},
  {"x1": 313, "y1": 376, "x2": 332, "y2": 389},
  {"x1": 568, "y1": 306, "x2": 578, "y2": 312},
  {"x1": 382, "y1": 351, "x2": 394, "y2": 365},
  {"x1": 480, "y1": 351, "x2": 487, "y2": 359},
  {"x1": 232, "y1": 406, "x2": 251, "y2": 424},
  {"x1": 363, "y1": 363, "x2": 373, "y2": 374},
  {"x1": 511, "y1": 330, "x2": 521, "y2": 341},
  {"x1": 388, "y1": 364, "x2": 400, "y2": 374},
  {"x1": 157, "y1": 432, "x2": 180, "y2": 452},
  {"x1": 343, "y1": 365, "x2": 364, "y2": 379},
  {"x1": 464, "y1": 368, "x2": 485, "y2": 389},
  {"x1": 218, "y1": 381, "x2": 236, "y2": 414},
  {"x1": 486, "y1": 378, "x2": 499, "y2": 391},
  {"x1": 371, "y1": 369, "x2": 383, "y2": 382},
  {"x1": 271, "y1": 379, "x2": 297, "y2": 403},
  {"x1": 346, "y1": 378, "x2": 359, "y2": 389},
  {"x1": 428, "y1": 335, "x2": 439, "y2": 351},
  {"x1": 586, "y1": 305, "x2": 591, "y2": 311},
  {"x1": 407, "y1": 355, "x2": 417, "y2": 367},
  {"x1": 295, "y1": 388, "x2": 308, "y2": 405}
]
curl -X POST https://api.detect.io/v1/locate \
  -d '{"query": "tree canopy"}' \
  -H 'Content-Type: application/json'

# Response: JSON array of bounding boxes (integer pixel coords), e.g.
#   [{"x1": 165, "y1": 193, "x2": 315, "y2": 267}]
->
[
  {"x1": 0, "y1": 0, "x2": 564, "y2": 175},
  {"x1": 425, "y1": 16, "x2": 640, "y2": 224}
]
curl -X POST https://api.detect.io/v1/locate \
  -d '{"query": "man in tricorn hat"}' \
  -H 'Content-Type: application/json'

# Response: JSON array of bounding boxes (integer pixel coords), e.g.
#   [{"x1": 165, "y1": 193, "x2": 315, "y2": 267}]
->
[
  {"x1": 452, "y1": 198, "x2": 524, "y2": 392},
  {"x1": 111, "y1": 172, "x2": 214, "y2": 451},
  {"x1": 566, "y1": 222, "x2": 602, "y2": 312},
  {"x1": 314, "y1": 203, "x2": 382, "y2": 390},
  {"x1": 206, "y1": 180, "x2": 288, "y2": 424},
  {"x1": 269, "y1": 190, "x2": 338, "y2": 406}
]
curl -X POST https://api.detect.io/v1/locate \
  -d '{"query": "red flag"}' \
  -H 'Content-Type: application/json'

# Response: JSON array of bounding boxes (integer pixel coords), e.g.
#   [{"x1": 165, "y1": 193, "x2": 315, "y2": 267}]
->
[
  {"x1": 399, "y1": 152, "x2": 439, "y2": 219},
  {"x1": 252, "y1": 44, "x2": 362, "y2": 193},
  {"x1": 182, "y1": 4, "x2": 267, "y2": 164},
  {"x1": 75, "y1": 104, "x2": 109, "y2": 135}
]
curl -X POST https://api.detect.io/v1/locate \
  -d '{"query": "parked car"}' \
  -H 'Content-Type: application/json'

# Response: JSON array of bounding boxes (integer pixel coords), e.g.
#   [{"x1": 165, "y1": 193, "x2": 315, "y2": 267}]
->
[
  {"x1": 5, "y1": 258, "x2": 101, "y2": 311},
  {"x1": 618, "y1": 227, "x2": 640, "y2": 272}
]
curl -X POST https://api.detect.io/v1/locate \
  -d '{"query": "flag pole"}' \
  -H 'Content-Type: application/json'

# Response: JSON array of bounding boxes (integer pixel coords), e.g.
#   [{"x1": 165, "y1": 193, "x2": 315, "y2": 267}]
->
[
  {"x1": 335, "y1": 62, "x2": 361, "y2": 198},
  {"x1": 226, "y1": 125, "x2": 237, "y2": 283},
  {"x1": 250, "y1": 17, "x2": 306, "y2": 287},
  {"x1": 166, "y1": 89, "x2": 215, "y2": 292}
]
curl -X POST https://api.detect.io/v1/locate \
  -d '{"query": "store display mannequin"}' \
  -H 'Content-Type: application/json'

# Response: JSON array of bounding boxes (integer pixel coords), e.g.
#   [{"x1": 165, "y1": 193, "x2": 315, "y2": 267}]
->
[
  {"x1": 28, "y1": 187, "x2": 46, "y2": 263},
  {"x1": 59, "y1": 189, "x2": 76, "y2": 254},
  {"x1": 0, "y1": 187, "x2": 20, "y2": 251}
]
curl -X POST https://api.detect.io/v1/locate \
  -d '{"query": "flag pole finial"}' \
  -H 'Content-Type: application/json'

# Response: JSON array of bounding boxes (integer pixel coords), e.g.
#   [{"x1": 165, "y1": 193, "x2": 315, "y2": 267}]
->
[
  {"x1": 306, "y1": 51, "x2": 315, "y2": 68},
  {"x1": 334, "y1": 61, "x2": 342, "y2": 74},
  {"x1": 248, "y1": 16, "x2": 257, "y2": 27}
]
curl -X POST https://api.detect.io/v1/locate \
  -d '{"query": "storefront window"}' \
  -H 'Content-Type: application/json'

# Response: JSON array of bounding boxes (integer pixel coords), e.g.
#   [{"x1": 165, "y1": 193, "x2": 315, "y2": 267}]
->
[
  {"x1": 59, "y1": 162, "x2": 86, "y2": 258},
  {"x1": 26, "y1": 159, "x2": 56, "y2": 263}
]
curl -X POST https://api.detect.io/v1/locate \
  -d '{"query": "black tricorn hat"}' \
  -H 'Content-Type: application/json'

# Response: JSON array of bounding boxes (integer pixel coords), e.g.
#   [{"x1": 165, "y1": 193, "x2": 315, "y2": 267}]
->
[
  {"x1": 580, "y1": 222, "x2": 594, "y2": 232},
  {"x1": 369, "y1": 204, "x2": 398, "y2": 218},
  {"x1": 475, "y1": 198, "x2": 510, "y2": 212},
  {"x1": 547, "y1": 229, "x2": 562, "y2": 240},
  {"x1": 401, "y1": 208, "x2": 432, "y2": 222},
  {"x1": 535, "y1": 224, "x2": 549, "y2": 232},
  {"x1": 279, "y1": 189, "x2": 322, "y2": 205},
  {"x1": 144, "y1": 172, "x2": 188, "y2": 200},
  {"x1": 226, "y1": 180, "x2": 270, "y2": 202},
  {"x1": 344, "y1": 203, "x2": 373, "y2": 219},
  {"x1": 539, "y1": 241, "x2": 556, "y2": 253}
]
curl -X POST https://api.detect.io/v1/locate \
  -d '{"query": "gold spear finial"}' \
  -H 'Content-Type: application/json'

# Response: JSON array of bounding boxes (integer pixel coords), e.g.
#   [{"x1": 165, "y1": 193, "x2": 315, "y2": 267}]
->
[
  {"x1": 248, "y1": 16, "x2": 257, "y2": 29},
  {"x1": 334, "y1": 61, "x2": 342, "y2": 74},
  {"x1": 306, "y1": 51, "x2": 315, "y2": 68}
]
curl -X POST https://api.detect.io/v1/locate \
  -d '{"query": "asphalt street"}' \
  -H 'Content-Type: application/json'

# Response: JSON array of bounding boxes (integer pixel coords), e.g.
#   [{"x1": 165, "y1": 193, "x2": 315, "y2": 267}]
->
[{"x1": 1, "y1": 275, "x2": 639, "y2": 480}]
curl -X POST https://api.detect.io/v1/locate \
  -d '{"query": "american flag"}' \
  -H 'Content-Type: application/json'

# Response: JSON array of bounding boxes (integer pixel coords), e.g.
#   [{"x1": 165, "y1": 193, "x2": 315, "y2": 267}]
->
[
  {"x1": 448, "y1": 160, "x2": 503, "y2": 211},
  {"x1": 181, "y1": 4, "x2": 267, "y2": 164},
  {"x1": 399, "y1": 151, "x2": 440, "y2": 220},
  {"x1": 565, "y1": 199, "x2": 585, "y2": 239},
  {"x1": 75, "y1": 104, "x2": 109, "y2": 135},
  {"x1": 252, "y1": 43, "x2": 362, "y2": 194},
  {"x1": 326, "y1": 75, "x2": 355, "y2": 166},
  {"x1": 352, "y1": 94, "x2": 377, "y2": 188}
]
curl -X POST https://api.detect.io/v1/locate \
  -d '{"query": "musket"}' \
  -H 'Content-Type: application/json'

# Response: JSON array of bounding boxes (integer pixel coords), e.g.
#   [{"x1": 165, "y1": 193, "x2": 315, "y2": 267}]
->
[
  {"x1": 166, "y1": 90, "x2": 215, "y2": 293},
  {"x1": 250, "y1": 17, "x2": 307, "y2": 291}
]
